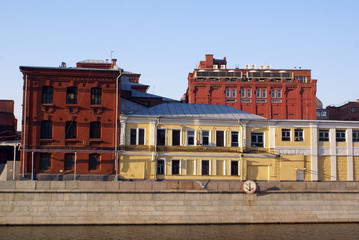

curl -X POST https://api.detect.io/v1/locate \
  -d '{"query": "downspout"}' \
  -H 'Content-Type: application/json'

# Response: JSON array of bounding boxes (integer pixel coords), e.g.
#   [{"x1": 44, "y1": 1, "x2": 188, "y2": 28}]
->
[
  {"x1": 114, "y1": 70, "x2": 123, "y2": 181},
  {"x1": 154, "y1": 117, "x2": 160, "y2": 181},
  {"x1": 238, "y1": 119, "x2": 244, "y2": 181},
  {"x1": 22, "y1": 73, "x2": 28, "y2": 177}
]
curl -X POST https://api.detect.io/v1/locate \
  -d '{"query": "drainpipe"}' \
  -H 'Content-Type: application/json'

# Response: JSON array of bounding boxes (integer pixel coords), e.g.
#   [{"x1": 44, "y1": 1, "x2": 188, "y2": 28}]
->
[
  {"x1": 22, "y1": 73, "x2": 28, "y2": 177},
  {"x1": 154, "y1": 117, "x2": 160, "y2": 181},
  {"x1": 114, "y1": 70, "x2": 123, "y2": 181},
  {"x1": 74, "y1": 152, "x2": 77, "y2": 181}
]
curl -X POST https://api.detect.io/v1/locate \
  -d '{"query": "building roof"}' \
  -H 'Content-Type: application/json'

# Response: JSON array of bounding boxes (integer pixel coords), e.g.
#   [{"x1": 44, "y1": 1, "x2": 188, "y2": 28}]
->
[
  {"x1": 129, "y1": 103, "x2": 265, "y2": 120},
  {"x1": 121, "y1": 77, "x2": 178, "y2": 102}
]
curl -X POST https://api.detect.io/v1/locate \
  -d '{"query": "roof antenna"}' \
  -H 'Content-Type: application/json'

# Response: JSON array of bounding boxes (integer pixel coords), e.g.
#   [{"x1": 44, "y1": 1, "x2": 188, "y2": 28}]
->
[{"x1": 111, "y1": 50, "x2": 114, "y2": 59}]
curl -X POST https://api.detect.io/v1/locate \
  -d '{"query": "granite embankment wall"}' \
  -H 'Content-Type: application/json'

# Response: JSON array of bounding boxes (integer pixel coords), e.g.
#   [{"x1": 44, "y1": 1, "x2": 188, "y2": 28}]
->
[{"x1": 1, "y1": 181, "x2": 359, "y2": 225}]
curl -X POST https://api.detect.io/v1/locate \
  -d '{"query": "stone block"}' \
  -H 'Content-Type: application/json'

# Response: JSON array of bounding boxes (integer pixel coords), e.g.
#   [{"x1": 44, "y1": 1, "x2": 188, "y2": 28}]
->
[
  {"x1": 105, "y1": 182, "x2": 120, "y2": 191},
  {"x1": 180, "y1": 181, "x2": 193, "y2": 190},
  {"x1": 166, "y1": 181, "x2": 180, "y2": 190},
  {"x1": 16, "y1": 181, "x2": 36, "y2": 190},
  {"x1": 36, "y1": 181, "x2": 50, "y2": 190},
  {"x1": 206, "y1": 181, "x2": 217, "y2": 191},
  {"x1": 217, "y1": 182, "x2": 230, "y2": 191},
  {"x1": 316, "y1": 182, "x2": 331, "y2": 190},
  {"x1": 152, "y1": 181, "x2": 166, "y2": 191},
  {"x1": 50, "y1": 181, "x2": 66, "y2": 190},
  {"x1": 0, "y1": 181, "x2": 15, "y2": 190},
  {"x1": 65, "y1": 181, "x2": 78, "y2": 190},
  {"x1": 119, "y1": 182, "x2": 136, "y2": 191},
  {"x1": 229, "y1": 182, "x2": 242, "y2": 191},
  {"x1": 345, "y1": 182, "x2": 359, "y2": 190},
  {"x1": 281, "y1": 182, "x2": 306, "y2": 191},
  {"x1": 78, "y1": 181, "x2": 95, "y2": 190},
  {"x1": 135, "y1": 181, "x2": 152, "y2": 190},
  {"x1": 93, "y1": 181, "x2": 106, "y2": 190},
  {"x1": 306, "y1": 182, "x2": 317, "y2": 191}
]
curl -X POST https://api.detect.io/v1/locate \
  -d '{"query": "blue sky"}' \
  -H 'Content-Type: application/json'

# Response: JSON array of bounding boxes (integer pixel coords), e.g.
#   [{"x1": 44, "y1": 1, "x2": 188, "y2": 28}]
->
[{"x1": 1, "y1": 0, "x2": 359, "y2": 128}]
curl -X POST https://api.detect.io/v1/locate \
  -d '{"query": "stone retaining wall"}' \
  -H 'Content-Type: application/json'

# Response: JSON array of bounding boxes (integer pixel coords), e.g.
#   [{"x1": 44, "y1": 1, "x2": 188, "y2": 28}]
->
[{"x1": 1, "y1": 181, "x2": 359, "y2": 225}]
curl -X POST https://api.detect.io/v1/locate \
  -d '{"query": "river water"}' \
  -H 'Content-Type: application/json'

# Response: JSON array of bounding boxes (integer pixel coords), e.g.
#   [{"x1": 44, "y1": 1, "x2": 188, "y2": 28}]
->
[{"x1": 1, "y1": 224, "x2": 358, "y2": 240}]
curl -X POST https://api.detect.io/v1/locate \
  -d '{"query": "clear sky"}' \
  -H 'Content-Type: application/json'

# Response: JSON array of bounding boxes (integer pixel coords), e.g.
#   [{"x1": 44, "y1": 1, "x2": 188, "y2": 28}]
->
[{"x1": 1, "y1": 0, "x2": 359, "y2": 129}]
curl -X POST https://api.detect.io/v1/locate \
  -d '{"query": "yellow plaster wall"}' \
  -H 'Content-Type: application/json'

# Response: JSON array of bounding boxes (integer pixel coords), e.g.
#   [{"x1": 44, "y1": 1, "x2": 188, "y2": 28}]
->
[
  {"x1": 354, "y1": 157, "x2": 359, "y2": 181},
  {"x1": 275, "y1": 128, "x2": 311, "y2": 147},
  {"x1": 336, "y1": 156, "x2": 348, "y2": 181},
  {"x1": 120, "y1": 155, "x2": 151, "y2": 179},
  {"x1": 246, "y1": 126, "x2": 269, "y2": 149},
  {"x1": 279, "y1": 155, "x2": 305, "y2": 181},
  {"x1": 304, "y1": 156, "x2": 312, "y2": 181},
  {"x1": 318, "y1": 156, "x2": 331, "y2": 181}
]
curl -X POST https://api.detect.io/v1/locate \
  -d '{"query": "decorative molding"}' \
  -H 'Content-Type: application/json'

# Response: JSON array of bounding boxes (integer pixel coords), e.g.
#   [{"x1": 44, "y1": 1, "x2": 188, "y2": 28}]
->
[{"x1": 275, "y1": 146, "x2": 311, "y2": 156}]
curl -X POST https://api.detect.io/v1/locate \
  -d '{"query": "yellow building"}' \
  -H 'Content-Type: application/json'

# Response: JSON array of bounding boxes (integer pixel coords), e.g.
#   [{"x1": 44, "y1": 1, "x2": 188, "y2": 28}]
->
[{"x1": 119, "y1": 103, "x2": 359, "y2": 181}]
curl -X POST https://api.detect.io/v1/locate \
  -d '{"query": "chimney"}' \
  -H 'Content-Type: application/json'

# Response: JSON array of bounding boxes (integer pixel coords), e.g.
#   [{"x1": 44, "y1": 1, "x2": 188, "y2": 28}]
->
[{"x1": 111, "y1": 59, "x2": 117, "y2": 69}]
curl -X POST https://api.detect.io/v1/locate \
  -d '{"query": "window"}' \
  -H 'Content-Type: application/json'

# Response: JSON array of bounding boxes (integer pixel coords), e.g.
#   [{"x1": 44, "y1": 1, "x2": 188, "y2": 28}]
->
[
  {"x1": 42, "y1": 86, "x2": 53, "y2": 104},
  {"x1": 202, "y1": 130, "x2": 210, "y2": 146},
  {"x1": 130, "y1": 128, "x2": 145, "y2": 145},
  {"x1": 295, "y1": 129, "x2": 304, "y2": 141},
  {"x1": 319, "y1": 130, "x2": 329, "y2": 142},
  {"x1": 90, "y1": 122, "x2": 101, "y2": 139},
  {"x1": 225, "y1": 89, "x2": 230, "y2": 98},
  {"x1": 157, "y1": 159, "x2": 165, "y2": 175},
  {"x1": 277, "y1": 89, "x2": 282, "y2": 98},
  {"x1": 336, "y1": 130, "x2": 346, "y2": 142},
  {"x1": 282, "y1": 129, "x2": 291, "y2": 141},
  {"x1": 232, "y1": 89, "x2": 236, "y2": 98},
  {"x1": 66, "y1": 87, "x2": 77, "y2": 104},
  {"x1": 157, "y1": 129, "x2": 166, "y2": 145},
  {"x1": 353, "y1": 131, "x2": 359, "y2": 142},
  {"x1": 231, "y1": 160, "x2": 239, "y2": 175},
  {"x1": 64, "y1": 153, "x2": 74, "y2": 170},
  {"x1": 40, "y1": 153, "x2": 51, "y2": 171},
  {"x1": 240, "y1": 89, "x2": 245, "y2": 98},
  {"x1": 89, "y1": 154, "x2": 99, "y2": 170},
  {"x1": 296, "y1": 76, "x2": 306, "y2": 82},
  {"x1": 251, "y1": 132, "x2": 264, "y2": 147},
  {"x1": 256, "y1": 89, "x2": 260, "y2": 98},
  {"x1": 231, "y1": 131, "x2": 239, "y2": 147},
  {"x1": 41, "y1": 121, "x2": 52, "y2": 139},
  {"x1": 262, "y1": 89, "x2": 266, "y2": 98},
  {"x1": 271, "y1": 89, "x2": 275, "y2": 98},
  {"x1": 187, "y1": 130, "x2": 195, "y2": 146},
  {"x1": 171, "y1": 160, "x2": 180, "y2": 175},
  {"x1": 247, "y1": 89, "x2": 251, "y2": 98},
  {"x1": 65, "y1": 121, "x2": 77, "y2": 139},
  {"x1": 172, "y1": 130, "x2": 180, "y2": 146},
  {"x1": 216, "y1": 130, "x2": 225, "y2": 147},
  {"x1": 352, "y1": 108, "x2": 356, "y2": 113},
  {"x1": 201, "y1": 160, "x2": 210, "y2": 175},
  {"x1": 91, "y1": 88, "x2": 102, "y2": 105}
]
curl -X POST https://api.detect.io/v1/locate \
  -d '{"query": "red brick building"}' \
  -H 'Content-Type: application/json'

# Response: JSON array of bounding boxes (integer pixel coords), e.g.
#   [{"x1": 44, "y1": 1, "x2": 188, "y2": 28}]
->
[
  {"x1": 326, "y1": 100, "x2": 359, "y2": 121},
  {"x1": 20, "y1": 60, "x2": 122, "y2": 178},
  {"x1": 185, "y1": 54, "x2": 317, "y2": 120}
]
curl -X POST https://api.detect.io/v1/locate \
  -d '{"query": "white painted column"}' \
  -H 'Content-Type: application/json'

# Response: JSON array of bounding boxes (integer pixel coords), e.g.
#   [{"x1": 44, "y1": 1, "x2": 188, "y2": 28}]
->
[
  {"x1": 241, "y1": 124, "x2": 247, "y2": 149},
  {"x1": 119, "y1": 117, "x2": 127, "y2": 146},
  {"x1": 310, "y1": 124, "x2": 318, "y2": 181},
  {"x1": 330, "y1": 128, "x2": 337, "y2": 181},
  {"x1": 347, "y1": 128, "x2": 354, "y2": 181},
  {"x1": 150, "y1": 121, "x2": 156, "y2": 146},
  {"x1": 269, "y1": 125, "x2": 276, "y2": 150}
]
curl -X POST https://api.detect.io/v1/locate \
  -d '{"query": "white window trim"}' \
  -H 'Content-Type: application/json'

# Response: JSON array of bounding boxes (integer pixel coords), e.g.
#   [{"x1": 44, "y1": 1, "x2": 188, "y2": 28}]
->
[
  {"x1": 231, "y1": 89, "x2": 236, "y2": 98},
  {"x1": 129, "y1": 128, "x2": 146, "y2": 145},
  {"x1": 262, "y1": 89, "x2": 266, "y2": 98},
  {"x1": 282, "y1": 129, "x2": 291, "y2": 141},
  {"x1": 215, "y1": 130, "x2": 226, "y2": 147},
  {"x1": 225, "y1": 89, "x2": 230, "y2": 98},
  {"x1": 201, "y1": 129, "x2": 211, "y2": 146},
  {"x1": 240, "y1": 89, "x2": 245, "y2": 98},
  {"x1": 277, "y1": 89, "x2": 282, "y2": 98},
  {"x1": 247, "y1": 89, "x2": 251, "y2": 98},
  {"x1": 230, "y1": 160, "x2": 240, "y2": 176},
  {"x1": 157, "y1": 158, "x2": 167, "y2": 175},
  {"x1": 187, "y1": 129, "x2": 197, "y2": 146},
  {"x1": 251, "y1": 132, "x2": 265, "y2": 147},
  {"x1": 156, "y1": 128, "x2": 167, "y2": 145},
  {"x1": 201, "y1": 159, "x2": 211, "y2": 176},
  {"x1": 294, "y1": 129, "x2": 304, "y2": 141},
  {"x1": 171, "y1": 129, "x2": 182, "y2": 146},
  {"x1": 230, "y1": 131, "x2": 240, "y2": 147},
  {"x1": 256, "y1": 89, "x2": 260, "y2": 98},
  {"x1": 170, "y1": 159, "x2": 181, "y2": 176}
]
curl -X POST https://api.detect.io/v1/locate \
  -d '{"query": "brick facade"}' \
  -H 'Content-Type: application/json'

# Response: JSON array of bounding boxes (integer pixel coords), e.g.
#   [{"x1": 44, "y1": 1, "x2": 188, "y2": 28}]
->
[
  {"x1": 19, "y1": 62, "x2": 122, "y2": 175},
  {"x1": 185, "y1": 54, "x2": 317, "y2": 120}
]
